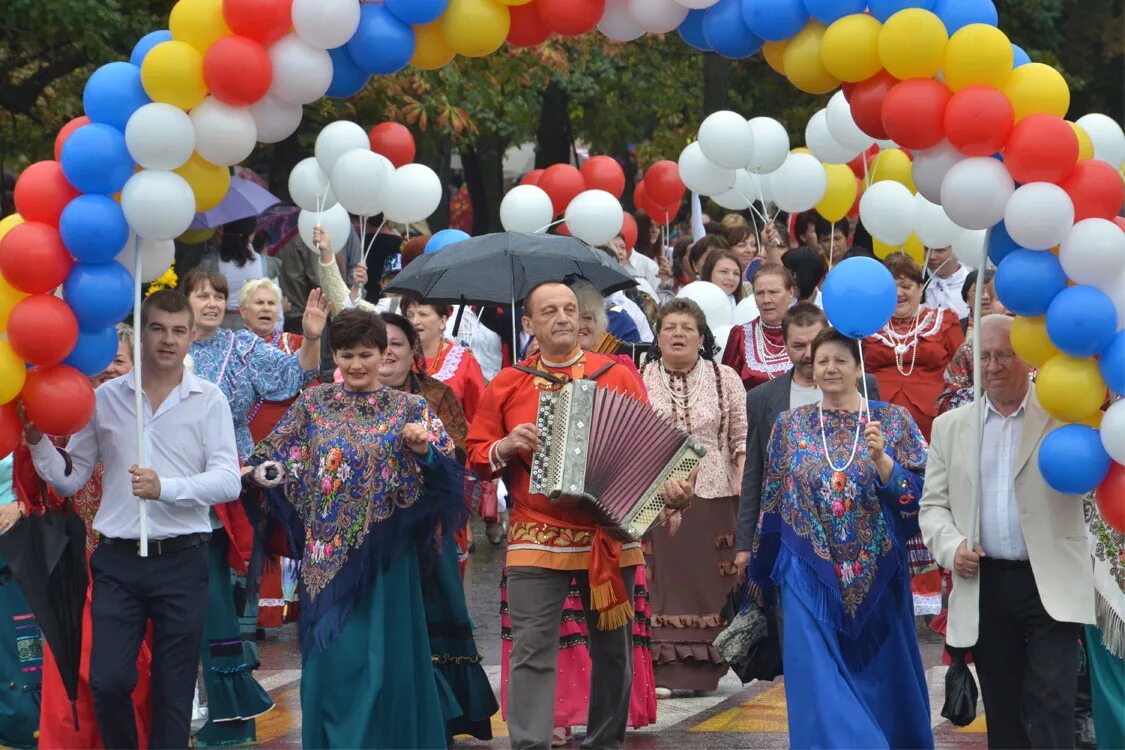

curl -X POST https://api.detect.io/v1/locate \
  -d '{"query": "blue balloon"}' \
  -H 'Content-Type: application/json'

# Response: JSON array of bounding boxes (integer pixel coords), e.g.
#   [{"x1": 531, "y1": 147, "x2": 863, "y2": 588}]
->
[
  {"x1": 987, "y1": 221, "x2": 1021, "y2": 265},
  {"x1": 425, "y1": 229, "x2": 470, "y2": 254},
  {"x1": 1100, "y1": 331, "x2": 1125, "y2": 397},
  {"x1": 385, "y1": 0, "x2": 448, "y2": 25},
  {"x1": 1045, "y1": 285, "x2": 1119, "y2": 358},
  {"x1": 741, "y1": 0, "x2": 807, "y2": 42},
  {"x1": 63, "y1": 326, "x2": 120, "y2": 377},
  {"x1": 1011, "y1": 44, "x2": 1031, "y2": 67},
  {"x1": 59, "y1": 195, "x2": 130, "y2": 264},
  {"x1": 60, "y1": 123, "x2": 136, "y2": 196},
  {"x1": 63, "y1": 262, "x2": 134, "y2": 331},
  {"x1": 993, "y1": 249, "x2": 1067, "y2": 316},
  {"x1": 1038, "y1": 425, "x2": 1112, "y2": 495},
  {"x1": 130, "y1": 30, "x2": 172, "y2": 67},
  {"x1": 677, "y1": 9, "x2": 711, "y2": 51},
  {"x1": 868, "y1": 0, "x2": 936, "y2": 22},
  {"x1": 326, "y1": 46, "x2": 371, "y2": 99},
  {"x1": 822, "y1": 257, "x2": 898, "y2": 338},
  {"x1": 803, "y1": 0, "x2": 867, "y2": 24},
  {"x1": 347, "y1": 3, "x2": 415, "y2": 76},
  {"x1": 703, "y1": 0, "x2": 763, "y2": 59},
  {"x1": 932, "y1": 0, "x2": 998, "y2": 33},
  {"x1": 82, "y1": 62, "x2": 150, "y2": 132}
]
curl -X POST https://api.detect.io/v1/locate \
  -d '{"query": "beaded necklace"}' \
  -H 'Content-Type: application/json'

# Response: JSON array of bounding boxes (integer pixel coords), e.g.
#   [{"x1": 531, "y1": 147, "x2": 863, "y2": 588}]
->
[
  {"x1": 743, "y1": 319, "x2": 790, "y2": 380},
  {"x1": 868, "y1": 307, "x2": 945, "y2": 377}
]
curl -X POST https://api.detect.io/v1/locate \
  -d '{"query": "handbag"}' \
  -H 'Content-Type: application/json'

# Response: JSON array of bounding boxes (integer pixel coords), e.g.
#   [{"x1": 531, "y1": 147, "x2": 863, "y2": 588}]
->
[
  {"x1": 715, "y1": 581, "x2": 783, "y2": 684},
  {"x1": 940, "y1": 646, "x2": 978, "y2": 727}
]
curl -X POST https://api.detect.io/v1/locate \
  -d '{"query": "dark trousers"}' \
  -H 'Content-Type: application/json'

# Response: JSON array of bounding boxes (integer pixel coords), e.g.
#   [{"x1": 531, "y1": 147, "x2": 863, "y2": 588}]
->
[
  {"x1": 506, "y1": 566, "x2": 636, "y2": 750},
  {"x1": 89, "y1": 541, "x2": 209, "y2": 749},
  {"x1": 976, "y1": 559, "x2": 1080, "y2": 749}
]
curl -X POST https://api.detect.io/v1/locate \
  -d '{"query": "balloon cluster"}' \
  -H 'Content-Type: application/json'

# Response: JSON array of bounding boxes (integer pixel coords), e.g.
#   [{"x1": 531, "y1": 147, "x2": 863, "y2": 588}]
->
[{"x1": 501, "y1": 157, "x2": 627, "y2": 247}]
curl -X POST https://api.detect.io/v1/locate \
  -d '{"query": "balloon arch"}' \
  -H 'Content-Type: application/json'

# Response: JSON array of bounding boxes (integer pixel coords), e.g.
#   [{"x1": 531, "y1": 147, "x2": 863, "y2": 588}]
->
[{"x1": 1, "y1": 0, "x2": 1124, "y2": 512}]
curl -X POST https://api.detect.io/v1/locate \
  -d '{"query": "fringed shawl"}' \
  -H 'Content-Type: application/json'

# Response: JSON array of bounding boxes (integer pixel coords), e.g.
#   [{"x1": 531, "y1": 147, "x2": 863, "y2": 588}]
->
[{"x1": 1085, "y1": 496, "x2": 1125, "y2": 658}]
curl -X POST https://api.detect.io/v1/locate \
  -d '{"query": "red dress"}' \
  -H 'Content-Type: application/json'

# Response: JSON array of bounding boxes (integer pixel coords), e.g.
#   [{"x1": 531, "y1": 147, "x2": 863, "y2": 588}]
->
[
  {"x1": 722, "y1": 319, "x2": 791, "y2": 390},
  {"x1": 425, "y1": 339, "x2": 486, "y2": 422}
]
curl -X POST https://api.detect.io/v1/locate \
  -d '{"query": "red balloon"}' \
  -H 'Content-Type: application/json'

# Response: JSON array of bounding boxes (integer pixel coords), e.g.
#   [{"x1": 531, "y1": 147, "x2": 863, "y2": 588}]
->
[
  {"x1": 13, "y1": 161, "x2": 80, "y2": 226},
  {"x1": 222, "y1": 0, "x2": 293, "y2": 46},
  {"x1": 538, "y1": 164, "x2": 586, "y2": 217},
  {"x1": 1003, "y1": 114, "x2": 1079, "y2": 185},
  {"x1": 369, "y1": 122, "x2": 416, "y2": 169},
  {"x1": 580, "y1": 156, "x2": 625, "y2": 199},
  {"x1": 0, "y1": 403, "x2": 20, "y2": 460},
  {"x1": 645, "y1": 160, "x2": 685, "y2": 208},
  {"x1": 633, "y1": 181, "x2": 647, "y2": 211},
  {"x1": 54, "y1": 116, "x2": 90, "y2": 161},
  {"x1": 847, "y1": 145, "x2": 879, "y2": 178},
  {"x1": 520, "y1": 169, "x2": 544, "y2": 187},
  {"x1": 943, "y1": 85, "x2": 1014, "y2": 158},
  {"x1": 204, "y1": 35, "x2": 272, "y2": 106},
  {"x1": 555, "y1": 222, "x2": 572, "y2": 236},
  {"x1": 1061, "y1": 160, "x2": 1125, "y2": 222},
  {"x1": 0, "y1": 222, "x2": 74, "y2": 294},
  {"x1": 620, "y1": 212, "x2": 638, "y2": 251},
  {"x1": 841, "y1": 82, "x2": 857, "y2": 101},
  {"x1": 508, "y1": 2, "x2": 552, "y2": 47},
  {"x1": 8, "y1": 295, "x2": 78, "y2": 366},
  {"x1": 20, "y1": 365, "x2": 95, "y2": 437},
  {"x1": 881, "y1": 79, "x2": 951, "y2": 150},
  {"x1": 538, "y1": 0, "x2": 605, "y2": 36},
  {"x1": 642, "y1": 194, "x2": 676, "y2": 225},
  {"x1": 849, "y1": 71, "x2": 899, "y2": 140},
  {"x1": 1096, "y1": 462, "x2": 1125, "y2": 533}
]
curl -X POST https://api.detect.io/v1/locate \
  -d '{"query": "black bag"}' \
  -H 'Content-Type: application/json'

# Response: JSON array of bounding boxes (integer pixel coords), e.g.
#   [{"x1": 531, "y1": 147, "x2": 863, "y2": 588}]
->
[
  {"x1": 940, "y1": 646, "x2": 978, "y2": 727},
  {"x1": 718, "y1": 583, "x2": 783, "y2": 684}
]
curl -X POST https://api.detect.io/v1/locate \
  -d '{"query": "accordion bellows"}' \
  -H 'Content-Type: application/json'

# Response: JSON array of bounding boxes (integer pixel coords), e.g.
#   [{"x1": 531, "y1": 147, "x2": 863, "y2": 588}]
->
[{"x1": 530, "y1": 379, "x2": 706, "y2": 541}]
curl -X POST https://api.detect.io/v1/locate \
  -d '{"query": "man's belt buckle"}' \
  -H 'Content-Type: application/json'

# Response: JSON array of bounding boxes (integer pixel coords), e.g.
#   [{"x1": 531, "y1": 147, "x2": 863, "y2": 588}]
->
[{"x1": 145, "y1": 538, "x2": 164, "y2": 556}]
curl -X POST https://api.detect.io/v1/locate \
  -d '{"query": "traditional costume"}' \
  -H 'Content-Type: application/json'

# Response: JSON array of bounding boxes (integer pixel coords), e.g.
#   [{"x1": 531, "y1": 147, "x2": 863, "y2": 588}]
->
[
  {"x1": 425, "y1": 338, "x2": 486, "y2": 422},
  {"x1": 722, "y1": 319, "x2": 791, "y2": 391}
]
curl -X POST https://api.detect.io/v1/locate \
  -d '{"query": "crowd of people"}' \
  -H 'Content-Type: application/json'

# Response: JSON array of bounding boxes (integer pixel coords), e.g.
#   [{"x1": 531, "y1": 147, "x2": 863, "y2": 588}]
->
[{"x1": 0, "y1": 189, "x2": 1120, "y2": 750}]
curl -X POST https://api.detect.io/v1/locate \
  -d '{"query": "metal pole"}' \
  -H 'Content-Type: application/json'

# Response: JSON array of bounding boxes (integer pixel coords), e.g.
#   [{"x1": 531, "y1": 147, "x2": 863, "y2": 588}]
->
[{"x1": 133, "y1": 236, "x2": 148, "y2": 557}]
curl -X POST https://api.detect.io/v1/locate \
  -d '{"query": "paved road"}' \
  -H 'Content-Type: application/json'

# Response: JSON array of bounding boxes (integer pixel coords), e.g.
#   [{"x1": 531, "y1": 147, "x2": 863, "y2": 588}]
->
[{"x1": 256, "y1": 518, "x2": 988, "y2": 748}]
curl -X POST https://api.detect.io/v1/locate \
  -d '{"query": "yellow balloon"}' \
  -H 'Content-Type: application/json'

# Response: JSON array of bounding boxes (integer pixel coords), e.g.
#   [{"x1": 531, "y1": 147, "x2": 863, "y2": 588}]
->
[
  {"x1": 0, "y1": 271, "x2": 28, "y2": 335},
  {"x1": 440, "y1": 0, "x2": 511, "y2": 58},
  {"x1": 175, "y1": 153, "x2": 231, "y2": 212},
  {"x1": 178, "y1": 227, "x2": 217, "y2": 245},
  {"x1": 169, "y1": 0, "x2": 230, "y2": 53},
  {"x1": 869, "y1": 148, "x2": 915, "y2": 192},
  {"x1": 1036, "y1": 354, "x2": 1107, "y2": 423},
  {"x1": 820, "y1": 14, "x2": 883, "y2": 83},
  {"x1": 942, "y1": 24, "x2": 1014, "y2": 92},
  {"x1": 0, "y1": 214, "x2": 22, "y2": 244},
  {"x1": 0, "y1": 340, "x2": 26, "y2": 405},
  {"x1": 1010, "y1": 315, "x2": 1061, "y2": 368},
  {"x1": 762, "y1": 40, "x2": 788, "y2": 76},
  {"x1": 783, "y1": 22, "x2": 840, "y2": 95},
  {"x1": 791, "y1": 147, "x2": 812, "y2": 155},
  {"x1": 412, "y1": 20, "x2": 456, "y2": 70},
  {"x1": 1068, "y1": 121, "x2": 1095, "y2": 161},
  {"x1": 817, "y1": 163, "x2": 858, "y2": 222},
  {"x1": 141, "y1": 40, "x2": 208, "y2": 111},
  {"x1": 1003, "y1": 62, "x2": 1070, "y2": 122},
  {"x1": 871, "y1": 236, "x2": 923, "y2": 263},
  {"x1": 1079, "y1": 410, "x2": 1104, "y2": 429},
  {"x1": 877, "y1": 9, "x2": 948, "y2": 80}
]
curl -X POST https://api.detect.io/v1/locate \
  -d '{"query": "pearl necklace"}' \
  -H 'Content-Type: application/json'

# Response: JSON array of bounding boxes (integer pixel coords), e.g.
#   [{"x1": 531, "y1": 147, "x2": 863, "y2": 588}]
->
[
  {"x1": 818, "y1": 399, "x2": 864, "y2": 473},
  {"x1": 658, "y1": 360, "x2": 705, "y2": 415},
  {"x1": 745, "y1": 320, "x2": 789, "y2": 380},
  {"x1": 869, "y1": 307, "x2": 945, "y2": 377}
]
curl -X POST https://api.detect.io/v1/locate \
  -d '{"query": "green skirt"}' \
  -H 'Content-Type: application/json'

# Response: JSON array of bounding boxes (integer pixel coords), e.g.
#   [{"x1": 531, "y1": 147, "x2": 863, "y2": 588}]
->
[
  {"x1": 0, "y1": 559, "x2": 41, "y2": 750},
  {"x1": 1086, "y1": 625, "x2": 1124, "y2": 750},
  {"x1": 300, "y1": 545, "x2": 449, "y2": 749}
]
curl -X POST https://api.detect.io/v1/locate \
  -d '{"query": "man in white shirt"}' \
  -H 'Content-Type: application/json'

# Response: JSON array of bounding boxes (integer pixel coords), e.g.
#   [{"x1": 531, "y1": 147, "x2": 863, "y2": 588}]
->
[
  {"x1": 924, "y1": 245, "x2": 970, "y2": 321},
  {"x1": 920, "y1": 315, "x2": 1094, "y2": 749},
  {"x1": 615, "y1": 228, "x2": 661, "y2": 294},
  {"x1": 25, "y1": 290, "x2": 241, "y2": 749}
]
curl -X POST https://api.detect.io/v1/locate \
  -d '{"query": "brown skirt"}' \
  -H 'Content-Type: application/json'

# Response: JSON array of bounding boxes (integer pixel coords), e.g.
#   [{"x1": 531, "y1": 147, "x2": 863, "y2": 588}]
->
[{"x1": 644, "y1": 495, "x2": 739, "y2": 692}]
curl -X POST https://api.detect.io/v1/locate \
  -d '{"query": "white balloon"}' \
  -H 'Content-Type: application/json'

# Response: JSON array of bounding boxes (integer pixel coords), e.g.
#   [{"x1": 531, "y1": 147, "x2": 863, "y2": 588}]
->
[
  {"x1": 825, "y1": 91, "x2": 874, "y2": 153},
  {"x1": 189, "y1": 97, "x2": 257, "y2": 167},
  {"x1": 951, "y1": 228, "x2": 988, "y2": 268},
  {"x1": 1100, "y1": 400, "x2": 1125, "y2": 464},
  {"x1": 628, "y1": 0, "x2": 690, "y2": 34},
  {"x1": 1003, "y1": 182, "x2": 1075, "y2": 251},
  {"x1": 268, "y1": 34, "x2": 333, "y2": 105},
  {"x1": 114, "y1": 235, "x2": 176, "y2": 283},
  {"x1": 289, "y1": 157, "x2": 337, "y2": 212},
  {"x1": 698, "y1": 111, "x2": 756, "y2": 170},
  {"x1": 859, "y1": 180, "x2": 915, "y2": 246},
  {"x1": 875, "y1": 138, "x2": 898, "y2": 150},
  {"x1": 501, "y1": 185, "x2": 555, "y2": 233},
  {"x1": 732, "y1": 294, "x2": 760, "y2": 325},
  {"x1": 712, "y1": 170, "x2": 765, "y2": 210},
  {"x1": 124, "y1": 103, "x2": 194, "y2": 170},
  {"x1": 291, "y1": 0, "x2": 361, "y2": 50},
  {"x1": 806, "y1": 109, "x2": 858, "y2": 164},
  {"x1": 1076, "y1": 113, "x2": 1125, "y2": 170},
  {"x1": 747, "y1": 117, "x2": 790, "y2": 174},
  {"x1": 1059, "y1": 218, "x2": 1125, "y2": 290},
  {"x1": 767, "y1": 152, "x2": 828, "y2": 213},
  {"x1": 711, "y1": 324, "x2": 733, "y2": 358},
  {"x1": 913, "y1": 193, "x2": 962, "y2": 250},
  {"x1": 599, "y1": 0, "x2": 646, "y2": 41},
  {"x1": 298, "y1": 204, "x2": 353, "y2": 253},
  {"x1": 316, "y1": 121, "x2": 370, "y2": 175},
  {"x1": 565, "y1": 190, "x2": 625, "y2": 246},
  {"x1": 940, "y1": 157, "x2": 1014, "y2": 230},
  {"x1": 676, "y1": 281, "x2": 732, "y2": 328},
  {"x1": 330, "y1": 149, "x2": 393, "y2": 217},
  {"x1": 383, "y1": 164, "x2": 443, "y2": 224},
  {"x1": 912, "y1": 141, "x2": 964, "y2": 204},
  {"x1": 678, "y1": 142, "x2": 736, "y2": 196},
  {"x1": 121, "y1": 171, "x2": 196, "y2": 241},
  {"x1": 250, "y1": 94, "x2": 303, "y2": 144}
]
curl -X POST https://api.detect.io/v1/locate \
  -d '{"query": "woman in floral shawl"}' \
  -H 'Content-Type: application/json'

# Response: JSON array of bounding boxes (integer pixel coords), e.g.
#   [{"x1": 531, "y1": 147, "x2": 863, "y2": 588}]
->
[{"x1": 750, "y1": 328, "x2": 933, "y2": 749}]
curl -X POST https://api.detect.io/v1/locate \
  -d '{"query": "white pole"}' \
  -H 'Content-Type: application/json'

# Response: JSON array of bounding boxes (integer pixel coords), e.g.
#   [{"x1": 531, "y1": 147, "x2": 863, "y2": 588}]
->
[
  {"x1": 134, "y1": 236, "x2": 148, "y2": 557},
  {"x1": 967, "y1": 234, "x2": 990, "y2": 551}
]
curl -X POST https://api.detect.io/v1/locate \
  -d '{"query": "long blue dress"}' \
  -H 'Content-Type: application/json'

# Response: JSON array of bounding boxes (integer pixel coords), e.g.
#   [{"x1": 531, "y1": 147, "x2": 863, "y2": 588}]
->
[{"x1": 750, "y1": 402, "x2": 933, "y2": 750}]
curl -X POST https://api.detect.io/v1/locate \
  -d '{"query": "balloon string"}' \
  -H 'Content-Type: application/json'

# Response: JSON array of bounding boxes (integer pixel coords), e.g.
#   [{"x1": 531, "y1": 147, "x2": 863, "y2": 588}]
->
[
  {"x1": 858, "y1": 342, "x2": 873, "y2": 424},
  {"x1": 315, "y1": 183, "x2": 332, "y2": 226},
  {"x1": 829, "y1": 231, "x2": 835, "y2": 271},
  {"x1": 534, "y1": 218, "x2": 566, "y2": 234},
  {"x1": 736, "y1": 191, "x2": 771, "y2": 230},
  {"x1": 360, "y1": 219, "x2": 387, "y2": 268}
]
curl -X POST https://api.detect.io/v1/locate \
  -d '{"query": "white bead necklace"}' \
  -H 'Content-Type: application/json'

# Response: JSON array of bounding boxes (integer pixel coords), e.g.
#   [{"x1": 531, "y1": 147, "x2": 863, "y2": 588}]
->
[
  {"x1": 745, "y1": 320, "x2": 789, "y2": 380},
  {"x1": 818, "y1": 398, "x2": 864, "y2": 473},
  {"x1": 658, "y1": 359, "x2": 705, "y2": 414},
  {"x1": 869, "y1": 307, "x2": 945, "y2": 377}
]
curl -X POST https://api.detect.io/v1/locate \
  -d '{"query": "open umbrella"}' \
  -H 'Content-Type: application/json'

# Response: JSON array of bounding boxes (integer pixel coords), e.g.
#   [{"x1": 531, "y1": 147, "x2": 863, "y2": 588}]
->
[{"x1": 188, "y1": 176, "x2": 280, "y2": 230}]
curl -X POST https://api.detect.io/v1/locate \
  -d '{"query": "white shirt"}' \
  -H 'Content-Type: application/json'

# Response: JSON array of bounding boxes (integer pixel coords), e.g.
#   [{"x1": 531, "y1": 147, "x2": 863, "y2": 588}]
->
[
  {"x1": 446, "y1": 306, "x2": 502, "y2": 381},
  {"x1": 790, "y1": 381, "x2": 821, "y2": 408},
  {"x1": 925, "y1": 265, "x2": 970, "y2": 320},
  {"x1": 979, "y1": 393, "x2": 1030, "y2": 561},
  {"x1": 29, "y1": 371, "x2": 242, "y2": 540},
  {"x1": 623, "y1": 250, "x2": 661, "y2": 293},
  {"x1": 606, "y1": 291, "x2": 654, "y2": 342}
]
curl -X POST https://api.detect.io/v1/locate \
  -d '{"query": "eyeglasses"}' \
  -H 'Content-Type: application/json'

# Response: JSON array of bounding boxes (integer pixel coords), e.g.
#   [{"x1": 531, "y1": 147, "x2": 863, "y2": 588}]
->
[{"x1": 980, "y1": 351, "x2": 1016, "y2": 364}]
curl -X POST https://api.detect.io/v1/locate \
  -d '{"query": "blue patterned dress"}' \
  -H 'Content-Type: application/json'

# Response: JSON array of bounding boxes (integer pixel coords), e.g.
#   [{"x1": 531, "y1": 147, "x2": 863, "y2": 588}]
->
[{"x1": 750, "y1": 402, "x2": 933, "y2": 750}]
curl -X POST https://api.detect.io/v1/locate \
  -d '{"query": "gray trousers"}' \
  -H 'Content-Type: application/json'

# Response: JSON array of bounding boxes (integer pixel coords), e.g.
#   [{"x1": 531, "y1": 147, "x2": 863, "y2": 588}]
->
[{"x1": 507, "y1": 565, "x2": 637, "y2": 750}]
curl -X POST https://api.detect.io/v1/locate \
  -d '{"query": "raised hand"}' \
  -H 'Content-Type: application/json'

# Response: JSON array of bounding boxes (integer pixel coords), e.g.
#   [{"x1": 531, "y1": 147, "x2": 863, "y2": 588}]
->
[{"x1": 302, "y1": 289, "x2": 329, "y2": 340}]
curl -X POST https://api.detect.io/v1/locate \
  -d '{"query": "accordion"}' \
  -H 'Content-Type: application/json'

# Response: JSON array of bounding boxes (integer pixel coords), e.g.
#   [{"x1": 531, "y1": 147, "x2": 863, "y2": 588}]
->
[{"x1": 529, "y1": 379, "x2": 706, "y2": 542}]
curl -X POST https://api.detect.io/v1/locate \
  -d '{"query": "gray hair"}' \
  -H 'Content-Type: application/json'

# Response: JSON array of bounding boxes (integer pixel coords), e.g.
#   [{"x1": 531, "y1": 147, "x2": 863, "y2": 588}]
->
[
  {"x1": 567, "y1": 279, "x2": 608, "y2": 328},
  {"x1": 238, "y1": 277, "x2": 282, "y2": 308},
  {"x1": 978, "y1": 313, "x2": 1014, "y2": 337}
]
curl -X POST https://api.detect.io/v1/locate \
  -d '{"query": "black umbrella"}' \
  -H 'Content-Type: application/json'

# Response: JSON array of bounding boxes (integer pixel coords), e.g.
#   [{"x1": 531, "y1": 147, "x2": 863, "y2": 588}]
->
[{"x1": 0, "y1": 506, "x2": 88, "y2": 730}]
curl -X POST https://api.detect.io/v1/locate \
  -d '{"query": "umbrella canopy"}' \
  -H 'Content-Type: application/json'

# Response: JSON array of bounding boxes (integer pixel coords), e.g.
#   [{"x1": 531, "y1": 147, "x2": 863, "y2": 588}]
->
[
  {"x1": 189, "y1": 176, "x2": 280, "y2": 230},
  {"x1": 384, "y1": 232, "x2": 637, "y2": 306}
]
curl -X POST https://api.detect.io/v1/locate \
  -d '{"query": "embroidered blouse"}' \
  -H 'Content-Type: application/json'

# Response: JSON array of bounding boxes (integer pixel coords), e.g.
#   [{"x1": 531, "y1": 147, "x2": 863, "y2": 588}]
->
[
  {"x1": 722, "y1": 319, "x2": 791, "y2": 390},
  {"x1": 425, "y1": 339, "x2": 486, "y2": 423},
  {"x1": 936, "y1": 338, "x2": 975, "y2": 416},
  {"x1": 249, "y1": 331, "x2": 311, "y2": 444}
]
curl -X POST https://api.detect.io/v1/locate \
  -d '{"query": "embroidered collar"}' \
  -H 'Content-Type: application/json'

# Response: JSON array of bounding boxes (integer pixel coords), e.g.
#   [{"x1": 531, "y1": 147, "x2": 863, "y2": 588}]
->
[{"x1": 540, "y1": 348, "x2": 584, "y2": 369}]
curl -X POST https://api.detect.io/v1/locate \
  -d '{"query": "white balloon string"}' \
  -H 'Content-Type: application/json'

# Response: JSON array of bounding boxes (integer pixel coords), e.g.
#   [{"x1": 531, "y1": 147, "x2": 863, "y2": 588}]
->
[
  {"x1": 360, "y1": 219, "x2": 387, "y2": 268},
  {"x1": 858, "y1": 340, "x2": 873, "y2": 424},
  {"x1": 967, "y1": 231, "x2": 989, "y2": 551},
  {"x1": 829, "y1": 231, "x2": 835, "y2": 271},
  {"x1": 533, "y1": 218, "x2": 566, "y2": 234},
  {"x1": 737, "y1": 191, "x2": 771, "y2": 228},
  {"x1": 133, "y1": 234, "x2": 148, "y2": 558}
]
